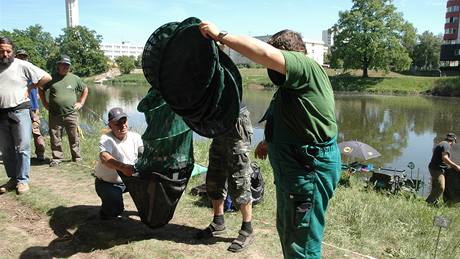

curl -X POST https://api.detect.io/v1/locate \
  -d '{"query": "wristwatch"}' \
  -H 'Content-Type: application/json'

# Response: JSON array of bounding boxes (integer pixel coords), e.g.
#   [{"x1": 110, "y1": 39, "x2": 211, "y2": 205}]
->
[{"x1": 217, "y1": 31, "x2": 228, "y2": 44}]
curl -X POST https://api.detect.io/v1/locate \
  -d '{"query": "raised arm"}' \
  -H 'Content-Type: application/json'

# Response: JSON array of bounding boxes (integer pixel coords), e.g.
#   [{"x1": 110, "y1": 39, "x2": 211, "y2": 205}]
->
[{"x1": 199, "y1": 21, "x2": 286, "y2": 75}]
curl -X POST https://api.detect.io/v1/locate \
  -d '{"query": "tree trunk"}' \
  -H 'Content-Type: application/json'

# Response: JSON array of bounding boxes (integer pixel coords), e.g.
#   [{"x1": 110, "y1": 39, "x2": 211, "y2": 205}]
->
[{"x1": 362, "y1": 66, "x2": 369, "y2": 77}]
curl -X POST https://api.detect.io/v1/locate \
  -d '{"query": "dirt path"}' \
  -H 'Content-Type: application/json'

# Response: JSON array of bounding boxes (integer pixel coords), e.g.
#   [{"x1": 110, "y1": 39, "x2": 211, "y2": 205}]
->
[{"x1": 0, "y1": 161, "x2": 370, "y2": 258}]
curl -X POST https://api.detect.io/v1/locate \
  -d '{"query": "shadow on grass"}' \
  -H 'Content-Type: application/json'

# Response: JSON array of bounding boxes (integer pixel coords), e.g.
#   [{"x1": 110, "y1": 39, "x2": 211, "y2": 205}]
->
[
  {"x1": 19, "y1": 205, "x2": 232, "y2": 258},
  {"x1": 329, "y1": 75, "x2": 384, "y2": 92}
]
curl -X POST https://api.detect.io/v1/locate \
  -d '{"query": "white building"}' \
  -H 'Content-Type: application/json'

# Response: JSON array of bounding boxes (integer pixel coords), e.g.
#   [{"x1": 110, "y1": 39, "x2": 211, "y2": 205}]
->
[
  {"x1": 65, "y1": 0, "x2": 79, "y2": 28},
  {"x1": 305, "y1": 39, "x2": 328, "y2": 65},
  {"x1": 322, "y1": 28, "x2": 334, "y2": 47},
  {"x1": 100, "y1": 42, "x2": 144, "y2": 60},
  {"x1": 223, "y1": 35, "x2": 327, "y2": 66}
]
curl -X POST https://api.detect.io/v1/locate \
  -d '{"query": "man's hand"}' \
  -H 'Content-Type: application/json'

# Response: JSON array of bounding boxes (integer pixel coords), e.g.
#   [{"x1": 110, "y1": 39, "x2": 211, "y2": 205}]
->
[
  {"x1": 455, "y1": 165, "x2": 460, "y2": 172},
  {"x1": 74, "y1": 102, "x2": 83, "y2": 111},
  {"x1": 255, "y1": 140, "x2": 268, "y2": 160},
  {"x1": 199, "y1": 21, "x2": 220, "y2": 41},
  {"x1": 120, "y1": 164, "x2": 135, "y2": 177}
]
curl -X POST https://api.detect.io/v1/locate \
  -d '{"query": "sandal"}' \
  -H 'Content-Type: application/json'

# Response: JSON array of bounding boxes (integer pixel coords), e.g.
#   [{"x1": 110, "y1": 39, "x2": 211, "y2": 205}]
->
[
  {"x1": 227, "y1": 229, "x2": 254, "y2": 253},
  {"x1": 195, "y1": 222, "x2": 226, "y2": 239}
]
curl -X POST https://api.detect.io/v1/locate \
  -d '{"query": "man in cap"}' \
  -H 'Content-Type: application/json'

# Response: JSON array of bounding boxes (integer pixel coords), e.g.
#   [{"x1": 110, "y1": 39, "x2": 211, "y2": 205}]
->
[
  {"x1": 426, "y1": 133, "x2": 460, "y2": 205},
  {"x1": 15, "y1": 49, "x2": 46, "y2": 162},
  {"x1": 39, "y1": 54, "x2": 88, "y2": 167},
  {"x1": 199, "y1": 23, "x2": 341, "y2": 258},
  {"x1": 93, "y1": 107, "x2": 143, "y2": 219},
  {"x1": 0, "y1": 37, "x2": 51, "y2": 195}
]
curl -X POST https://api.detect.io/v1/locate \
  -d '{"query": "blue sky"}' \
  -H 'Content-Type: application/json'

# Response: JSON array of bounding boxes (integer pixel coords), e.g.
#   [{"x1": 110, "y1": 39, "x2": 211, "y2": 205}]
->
[{"x1": 0, "y1": 0, "x2": 447, "y2": 45}]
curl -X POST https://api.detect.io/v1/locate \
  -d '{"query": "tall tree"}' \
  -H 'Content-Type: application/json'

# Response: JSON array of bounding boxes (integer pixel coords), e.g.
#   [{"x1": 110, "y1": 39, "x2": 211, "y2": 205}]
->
[
  {"x1": 412, "y1": 31, "x2": 442, "y2": 70},
  {"x1": 1, "y1": 25, "x2": 58, "y2": 70},
  {"x1": 331, "y1": 0, "x2": 415, "y2": 77},
  {"x1": 115, "y1": 55, "x2": 136, "y2": 74},
  {"x1": 55, "y1": 26, "x2": 109, "y2": 77}
]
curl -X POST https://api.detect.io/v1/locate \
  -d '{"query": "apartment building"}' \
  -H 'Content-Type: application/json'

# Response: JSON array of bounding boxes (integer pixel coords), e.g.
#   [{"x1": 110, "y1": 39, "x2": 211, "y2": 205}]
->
[
  {"x1": 440, "y1": 0, "x2": 460, "y2": 67},
  {"x1": 100, "y1": 42, "x2": 144, "y2": 60}
]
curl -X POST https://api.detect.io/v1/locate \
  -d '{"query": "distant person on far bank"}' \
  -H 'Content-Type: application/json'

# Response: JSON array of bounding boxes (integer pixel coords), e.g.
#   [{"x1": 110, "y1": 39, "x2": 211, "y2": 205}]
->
[
  {"x1": 39, "y1": 55, "x2": 88, "y2": 167},
  {"x1": 15, "y1": 49, "x2": 46, "y2": 162},
  {"x1": 0, "y1": 37, "x2": 51, "y2": 195},
  {"x1": 426, "y1": 133, "x2": 460, "y2": 205},
  {"x1": 93, "y1": 107, "x2": 143, "y2": 220}
]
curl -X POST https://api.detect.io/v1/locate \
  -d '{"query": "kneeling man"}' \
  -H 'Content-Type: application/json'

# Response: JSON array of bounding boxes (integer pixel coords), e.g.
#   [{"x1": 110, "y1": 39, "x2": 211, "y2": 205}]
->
[{"x1": 94, "y1": 107, "x2": 143, "y2": 219}]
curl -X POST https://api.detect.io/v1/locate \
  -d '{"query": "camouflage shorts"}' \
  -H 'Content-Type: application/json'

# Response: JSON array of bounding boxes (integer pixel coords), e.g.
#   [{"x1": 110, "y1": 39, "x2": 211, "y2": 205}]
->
[{"x1": 206, "y1": 107, "x2": 254, "y2": 205}]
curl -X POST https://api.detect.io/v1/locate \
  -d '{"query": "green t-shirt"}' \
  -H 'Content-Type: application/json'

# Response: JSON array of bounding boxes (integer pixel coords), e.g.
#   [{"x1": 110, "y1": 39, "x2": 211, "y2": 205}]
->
[
  {"x1": 265, "y1": 51, "x2": 337, "y2": 144},
  {"x1": 44, "y1": 73, "x2": 86, "y2": 116}
]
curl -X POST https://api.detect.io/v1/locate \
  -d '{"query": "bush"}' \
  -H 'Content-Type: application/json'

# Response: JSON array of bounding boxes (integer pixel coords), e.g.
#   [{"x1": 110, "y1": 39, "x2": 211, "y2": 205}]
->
[{"x1": 115, "y1": 55, "x2": 136, "y2": 74}]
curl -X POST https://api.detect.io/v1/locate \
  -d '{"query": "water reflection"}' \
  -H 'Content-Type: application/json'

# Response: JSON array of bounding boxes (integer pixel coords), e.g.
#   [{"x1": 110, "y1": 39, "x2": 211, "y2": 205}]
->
[{"x1": 82, "y1": 84, "x2": 460, "y2": 187}]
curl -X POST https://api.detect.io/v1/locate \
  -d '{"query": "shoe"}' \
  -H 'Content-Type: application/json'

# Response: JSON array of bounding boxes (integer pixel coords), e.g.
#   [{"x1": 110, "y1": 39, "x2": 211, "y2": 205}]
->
[
  {"x1": 72, "y1": 158, "x2": 82, "y2": 163},
  {"x1": 0, "y1": 179, "x2": 16, "y2": 194},
  {"x1": 36, "y1": 155, "x2": 46, "y2": 162},
  {"x1": 194, "y1": 222, "x2": 226, "y2": 239},
  {"x1": 227, "y1": 229, "x2": 255, "y2": 253},
  {"x1": 16, "y1": 182, "x2": 30, "y2": 195},
  {"x1": 49, "y1": 160, "x2": 60, "y2": 167}
]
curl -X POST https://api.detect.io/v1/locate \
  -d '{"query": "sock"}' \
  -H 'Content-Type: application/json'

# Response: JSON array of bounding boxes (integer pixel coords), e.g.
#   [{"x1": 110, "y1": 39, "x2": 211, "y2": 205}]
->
[
  {"x1": 241, "y1": 221, "x2": 253, "y2": 233},
  {"x1": 213, "y1": 214, "x2": 225, "y2": 225}
]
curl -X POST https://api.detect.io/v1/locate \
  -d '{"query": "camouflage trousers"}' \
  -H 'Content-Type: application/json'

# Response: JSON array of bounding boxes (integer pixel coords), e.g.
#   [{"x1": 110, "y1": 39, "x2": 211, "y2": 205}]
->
[{"x1": 206, "y1": 107, "x2": 253, "y2": 205}]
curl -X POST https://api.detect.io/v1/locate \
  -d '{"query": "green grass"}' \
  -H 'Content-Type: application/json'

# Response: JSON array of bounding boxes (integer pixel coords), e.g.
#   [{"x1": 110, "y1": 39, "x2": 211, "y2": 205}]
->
[
  {"x1": 103, "y1": 68, "x2": 460, "y2": 96},
  {"x1": 2, "y1": 127, "x2": 460, "y2": 258}
]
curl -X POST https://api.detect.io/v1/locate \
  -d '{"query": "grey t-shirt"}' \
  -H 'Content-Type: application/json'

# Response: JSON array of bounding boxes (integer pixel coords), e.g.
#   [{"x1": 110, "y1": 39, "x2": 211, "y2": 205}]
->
[
  {"x1": 429, "y1": 141, "x2": 451, "y2": 169},
  {"x1": 0, "y1": 59, "x2": 47, "y2": 108}
]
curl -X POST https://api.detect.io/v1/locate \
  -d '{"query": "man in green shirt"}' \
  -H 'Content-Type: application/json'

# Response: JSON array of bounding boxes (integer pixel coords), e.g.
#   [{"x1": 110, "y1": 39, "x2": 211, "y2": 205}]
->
[
  {"x1": 200, "y1": 23, "x2": 341, "y2": 258},
  {"x1": 39, "y1": 55, "x2": 88, "y2": 166}
]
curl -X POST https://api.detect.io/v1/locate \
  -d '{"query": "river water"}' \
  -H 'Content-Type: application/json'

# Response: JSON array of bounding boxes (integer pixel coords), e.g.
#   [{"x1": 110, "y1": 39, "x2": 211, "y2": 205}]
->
[{"x1": 81, "y1": 84, "x2": 460, "y2": 194}]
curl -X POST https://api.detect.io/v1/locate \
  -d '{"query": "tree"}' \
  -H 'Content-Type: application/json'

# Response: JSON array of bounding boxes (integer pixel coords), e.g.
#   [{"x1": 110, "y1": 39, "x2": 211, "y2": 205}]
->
[
  {"x1": 331, "y1": 0, "x2": 415, "y2": 77},
  {"x1": 115, "y1": 55, "x2": 136, "y2": 74},
  {"x1": 412, "y1": 31, "x2": 442, "y2": 70},
  {"x1": 55, "y1": 26, "x2": 108, "y2": 77},
  {"x1": 1, "y1": 25, "x2": 59, "y2": 70}
]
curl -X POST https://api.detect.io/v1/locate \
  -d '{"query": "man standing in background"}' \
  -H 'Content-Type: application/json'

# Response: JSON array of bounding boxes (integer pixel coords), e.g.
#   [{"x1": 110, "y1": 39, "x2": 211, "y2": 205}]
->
[
  {"x1": 15, "y1": 49, "x2": 46, "y2": 162},
  {"x1": 426, "y1": 133, "x2": 460, "y2": 205},
  {"x1": 0, "y1": 37, "x2": 51, "y2": 195},
  {"x1": 39, "y1": 55, "x2": 88, "y2": 167}
]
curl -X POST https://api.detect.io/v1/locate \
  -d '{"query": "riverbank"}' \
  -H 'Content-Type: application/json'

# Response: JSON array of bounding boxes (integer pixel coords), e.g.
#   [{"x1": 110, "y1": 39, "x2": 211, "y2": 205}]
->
[
  {"x1": 1, "y1": 130, "x2": 459, "y2": 258},
  {"x1": 102, "y1": 68, "x2": 460, "y2": 97}
]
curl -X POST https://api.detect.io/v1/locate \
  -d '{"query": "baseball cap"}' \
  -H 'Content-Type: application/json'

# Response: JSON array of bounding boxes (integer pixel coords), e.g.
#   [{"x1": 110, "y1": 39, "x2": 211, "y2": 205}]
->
[
  {"x1": 446, "y1": 133, "x2": 457, "y2": 143},
  {"x1": 57, "y1": 54, "x2": 71, "y2": 65},
  {"x1": 108, "y1": 107, "x2": 128, "y2": 122},
  {"x1": 15, "y1": 49, "x2": 28, "y2": 57}
]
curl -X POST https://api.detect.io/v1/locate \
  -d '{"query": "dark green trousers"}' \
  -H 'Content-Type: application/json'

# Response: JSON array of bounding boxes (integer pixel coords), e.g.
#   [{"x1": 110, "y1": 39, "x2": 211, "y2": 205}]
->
[{"x1": 269, "y1": 137, "x2": 341, "y2": 259}]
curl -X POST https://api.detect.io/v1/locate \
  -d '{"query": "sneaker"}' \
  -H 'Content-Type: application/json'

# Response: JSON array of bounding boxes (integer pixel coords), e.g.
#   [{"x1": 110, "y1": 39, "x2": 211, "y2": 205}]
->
[
  {"x1": 194, "y1": 222, "x2": 226, "y2": 239},
  {"x1": 49, "y1": 160, "x2": 60, "y2": 167},
  {"x1": 16, "y1": 182, "x2": 30, "y2": 195},
  {"x1": 0, "y1": 179, "x2": 16, "y2": 194},
  {"x1": 36, "y1": 155, "x2": 46, "y2": 162}
]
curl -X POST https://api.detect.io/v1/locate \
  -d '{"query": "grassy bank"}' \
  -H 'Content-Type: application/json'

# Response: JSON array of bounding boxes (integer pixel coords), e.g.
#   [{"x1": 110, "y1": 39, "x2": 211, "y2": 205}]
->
[
  {"x1": 103, "y1": 68, "x2": 460, "y2": 97},
  {"x1": 1, "y1": 128, "x2": 459, "y2": 258}
]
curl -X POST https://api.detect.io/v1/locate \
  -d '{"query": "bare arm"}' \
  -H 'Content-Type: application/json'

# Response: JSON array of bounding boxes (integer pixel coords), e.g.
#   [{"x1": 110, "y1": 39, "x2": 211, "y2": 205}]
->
[
  {"x1": 38, "y1": 87, "x2": 48, "y2": 110},
  {"x1": 442, "y1": 152, "x2": 460, "y2": 172},
  {"x1": 199, "y1": 21, "x2": 286, "y2": 74},
  {"x1": 99, "y1": 151, "x2": 134, "y2": 176},
  {"x1": 74, "y1": 87, "x2": 88, "y2": 110},
  {"x1": 32, "y1": 73, "x2": 52, "y2": 89}
]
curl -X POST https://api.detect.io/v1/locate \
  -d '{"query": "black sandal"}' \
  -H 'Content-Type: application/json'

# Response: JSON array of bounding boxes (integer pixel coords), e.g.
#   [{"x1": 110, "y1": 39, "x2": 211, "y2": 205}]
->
[
  {"x1": 195, "y1": 222, "x2": 226, "y2": 239},
  {"x1": 227, "y1": 229, "x2": 254, "y2": 253}
]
